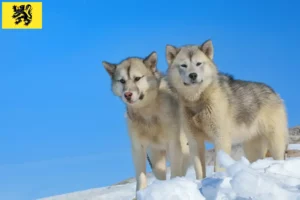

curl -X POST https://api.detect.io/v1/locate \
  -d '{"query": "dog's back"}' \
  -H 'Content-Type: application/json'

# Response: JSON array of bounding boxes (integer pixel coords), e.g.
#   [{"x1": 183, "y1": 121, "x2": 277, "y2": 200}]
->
[
  {"x1": 216, "y1": 73, "x2": 289, "y2": 161},
  {"x1": 218, "y1": 73, "x2": 284, "y2": 126}
]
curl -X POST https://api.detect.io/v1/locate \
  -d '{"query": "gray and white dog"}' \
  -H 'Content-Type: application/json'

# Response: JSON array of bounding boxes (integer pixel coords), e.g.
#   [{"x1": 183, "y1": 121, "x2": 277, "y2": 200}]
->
[{"x1": 166, "y1": 39, "x2": 289, "y2": 179}]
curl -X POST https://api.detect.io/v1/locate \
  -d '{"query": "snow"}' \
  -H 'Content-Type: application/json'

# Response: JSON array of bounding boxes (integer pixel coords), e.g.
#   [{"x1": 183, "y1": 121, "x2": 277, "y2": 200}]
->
[
  {"x1": 40, "y1": 144, "x2": 300, "y2": 200},
  {"x1": 137, "y1": 177, "x2": 205, "y2": 200}
]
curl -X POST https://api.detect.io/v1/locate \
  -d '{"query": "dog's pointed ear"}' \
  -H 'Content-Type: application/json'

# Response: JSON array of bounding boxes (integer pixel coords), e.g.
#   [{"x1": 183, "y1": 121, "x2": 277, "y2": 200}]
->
[
  {"x1": 102, "y1": 61, "x2": 116, "y2": 77},
  {"x1": 166, "y1": 45, "x2": 179, "y2": 66},
  {"x1": 200, "y1": 39, "x2": 214, "y2": 60},
  {"x1": 143, "y1": 51, "x2": 157, "y2": 72}
]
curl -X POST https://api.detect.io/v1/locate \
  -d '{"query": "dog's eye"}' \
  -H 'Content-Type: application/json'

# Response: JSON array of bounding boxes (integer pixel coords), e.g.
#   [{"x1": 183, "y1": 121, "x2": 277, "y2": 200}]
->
[
  {"x1": 196, "y1": 62, "x2": 202, "y2": 66},
  {"x1": 134, "y1": 77, "x2": 142, "y2": 82},
  {"x1": 119, "y1": 79, "x2": 126, "y2": 84},
  {"x1": 180, "y1": 64, "x2": 187, "y2": 68}
]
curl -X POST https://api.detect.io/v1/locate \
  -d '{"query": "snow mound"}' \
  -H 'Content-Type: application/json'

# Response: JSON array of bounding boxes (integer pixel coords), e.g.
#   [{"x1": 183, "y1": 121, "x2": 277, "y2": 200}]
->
[
  {"x1": 137, "y1": 177, "x2": 205, "y2": 200},
  {"x1": 40, "y1": 144, "x2": 300, "y2": 200},
  {"x1": 208, "y1": 150, "x2": 300, "y2": 200},
  {"x1": 135, "y1": 150, "x2": 300, "y2": 200}
]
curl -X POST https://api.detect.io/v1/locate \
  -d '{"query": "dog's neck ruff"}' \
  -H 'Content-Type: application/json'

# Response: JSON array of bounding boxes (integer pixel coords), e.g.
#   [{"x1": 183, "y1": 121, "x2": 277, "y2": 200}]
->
[
  {"x1": 126, "y1": 108, "x2": 159, "y2": 126},
  {"x1": 179, "y1": 79, "x2": 217, "y2": 110},
  {"x1": 126, "y1": 93, "x2": 159, "y2": 121},
  {"x1": 173, "y1": 84, "x2": 204, "y2": 106}
]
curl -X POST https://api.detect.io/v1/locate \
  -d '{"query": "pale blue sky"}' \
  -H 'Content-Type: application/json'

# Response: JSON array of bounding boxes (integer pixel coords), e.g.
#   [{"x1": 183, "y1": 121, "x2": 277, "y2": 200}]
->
[{"x1": 0, "y1": 0, "x2": 299, "y2": 199}]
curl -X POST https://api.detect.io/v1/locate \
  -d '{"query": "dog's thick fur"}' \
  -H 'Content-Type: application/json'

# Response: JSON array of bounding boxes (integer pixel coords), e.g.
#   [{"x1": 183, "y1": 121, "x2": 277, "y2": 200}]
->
[
  {"x1": 166, "y1": 40, "x2": 289, "y2": 179},
  {"x1": 102, "y1": 52, "x2": 190, "y2": 196}
]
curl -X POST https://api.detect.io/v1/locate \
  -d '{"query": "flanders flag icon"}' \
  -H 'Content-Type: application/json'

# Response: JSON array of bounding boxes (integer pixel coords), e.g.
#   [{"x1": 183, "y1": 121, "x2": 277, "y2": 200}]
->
[{"x1": 2, "y1": 2, "x2": 42, "y2": 29}]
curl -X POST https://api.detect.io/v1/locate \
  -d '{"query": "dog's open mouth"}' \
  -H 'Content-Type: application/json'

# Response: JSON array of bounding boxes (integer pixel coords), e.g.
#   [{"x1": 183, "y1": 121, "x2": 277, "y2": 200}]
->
[
  {"x1": 183, "y1": 81, "x2": 196, "y2": 86},
  {"x1": 183, "y1": 80, "x2": 203, "y2": 86}
]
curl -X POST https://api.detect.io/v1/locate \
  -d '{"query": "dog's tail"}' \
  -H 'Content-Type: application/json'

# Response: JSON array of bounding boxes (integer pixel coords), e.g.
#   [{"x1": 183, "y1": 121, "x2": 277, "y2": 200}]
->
[{"x1": 147, "y1": 153, "x2": 153, "y2": 169}]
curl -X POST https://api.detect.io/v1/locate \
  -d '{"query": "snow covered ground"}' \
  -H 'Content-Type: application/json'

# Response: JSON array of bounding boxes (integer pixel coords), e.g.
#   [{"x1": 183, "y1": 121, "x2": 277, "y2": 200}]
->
[{"x1": 40, "y1": 144, "x2": 300, "y2": 200}]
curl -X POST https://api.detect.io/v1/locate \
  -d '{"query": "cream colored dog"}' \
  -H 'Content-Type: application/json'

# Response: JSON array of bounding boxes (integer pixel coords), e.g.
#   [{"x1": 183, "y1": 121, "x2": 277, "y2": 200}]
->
[{"x1": 102, "y1": 52, "x2": 190, "y2": 198}]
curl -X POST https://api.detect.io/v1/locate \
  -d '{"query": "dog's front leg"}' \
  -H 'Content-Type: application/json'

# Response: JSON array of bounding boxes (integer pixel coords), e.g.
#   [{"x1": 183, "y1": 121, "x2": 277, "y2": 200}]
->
[
  {"x1": 169, "y1": 140, "x2": 183, "y2": 178},
  {"x1": 189, "y1": 137, "x2": 206, "y2": 179},
  {"x1": 190, "y1": 113, "x2": 208, "y2": 179},
  {"x1": 214, "y1": 135, "x2": 231, "y2": 172},
  {"x1": 131, "y1": 143, "x2": 147, "y2": 192},
  {"x1": 148, "y1": 147, "x2": 167, "y2": 180}
]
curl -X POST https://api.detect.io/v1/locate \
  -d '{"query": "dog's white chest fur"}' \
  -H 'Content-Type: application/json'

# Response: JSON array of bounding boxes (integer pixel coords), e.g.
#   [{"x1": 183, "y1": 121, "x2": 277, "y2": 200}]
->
[{"x1": 128, "y1": 114, "x2": 169, "y2": 148}]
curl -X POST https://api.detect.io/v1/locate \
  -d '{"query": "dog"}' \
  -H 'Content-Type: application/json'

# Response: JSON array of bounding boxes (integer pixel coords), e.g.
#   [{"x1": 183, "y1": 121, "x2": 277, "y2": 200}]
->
[
  {"x1": 102, "y1": 52, "x2": 190, "y2": 197},
  {"x1": 165, "y1": 39, "x2": 289, "y2": 179}
]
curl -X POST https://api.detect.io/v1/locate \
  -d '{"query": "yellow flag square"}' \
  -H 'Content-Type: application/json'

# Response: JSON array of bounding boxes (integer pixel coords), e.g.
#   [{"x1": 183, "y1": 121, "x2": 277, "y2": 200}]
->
[{"x1": 2, "y1": 2, "x2": 42, "y2": 29}]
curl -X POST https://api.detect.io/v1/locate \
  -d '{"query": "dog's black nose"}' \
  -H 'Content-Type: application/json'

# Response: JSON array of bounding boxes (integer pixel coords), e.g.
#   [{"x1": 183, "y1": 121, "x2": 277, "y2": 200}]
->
[{"x1": 189, "y1": 73, "x2": 197, "y2": 80}]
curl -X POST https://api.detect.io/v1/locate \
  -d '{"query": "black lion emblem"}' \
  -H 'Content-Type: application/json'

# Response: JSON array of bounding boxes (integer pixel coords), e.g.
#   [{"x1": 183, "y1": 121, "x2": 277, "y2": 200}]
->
[{"x1": 12, "y1": 4, "x2": 32, "y2": 26}]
